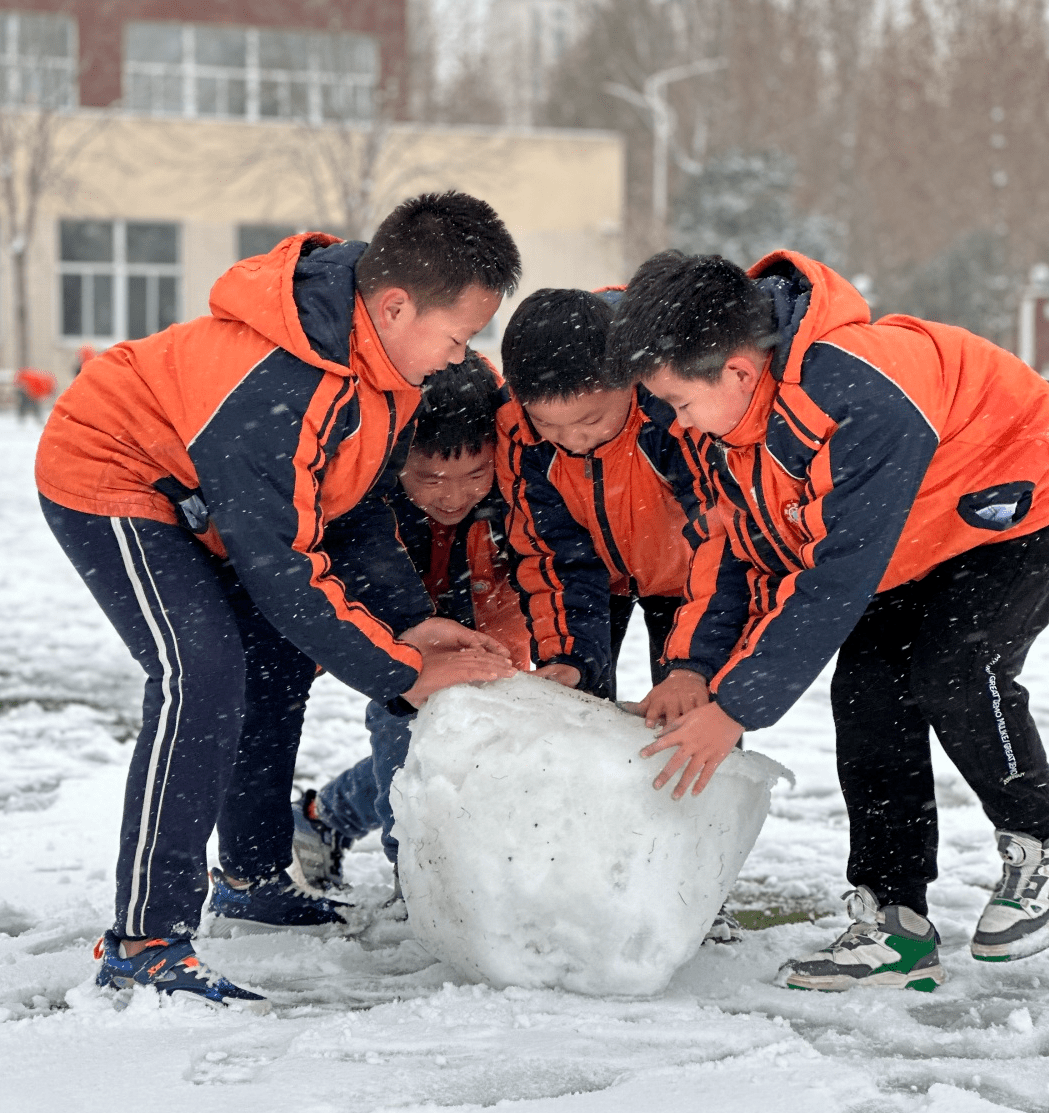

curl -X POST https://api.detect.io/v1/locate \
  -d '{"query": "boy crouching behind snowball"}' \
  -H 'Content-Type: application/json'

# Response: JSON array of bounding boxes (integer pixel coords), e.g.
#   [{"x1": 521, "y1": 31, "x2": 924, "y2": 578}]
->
[
  {"x1": 605, "y1": 248, "x2": 1049, "y2": 990},
  {"x1": 293, "y1": 353, "x2": 531, "y2": 897}
]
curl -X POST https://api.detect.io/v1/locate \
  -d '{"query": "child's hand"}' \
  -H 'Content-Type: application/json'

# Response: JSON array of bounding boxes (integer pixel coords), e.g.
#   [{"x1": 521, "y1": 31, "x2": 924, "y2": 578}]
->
[
  {"x1": 532, "y1": 662, "x2": 582, "y2": 688},
  {"x1": 634, "y1": 670, "x2": 709, "y2": 728},
  {"x1": 402, "y1": 617, "x2": 512, "y2": 661},
  {"x1": 641, "y1": 701, "x2": 744, "y2": 799},
  {"x1": 401, "y1": 645, "x2": 516, "y2": 707}
]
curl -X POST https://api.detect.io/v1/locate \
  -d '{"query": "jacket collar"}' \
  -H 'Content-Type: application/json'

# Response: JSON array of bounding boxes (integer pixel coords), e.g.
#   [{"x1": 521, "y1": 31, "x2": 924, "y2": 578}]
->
[{"x1": 720, "y1": 355, "x2": 777, "y2": 448}]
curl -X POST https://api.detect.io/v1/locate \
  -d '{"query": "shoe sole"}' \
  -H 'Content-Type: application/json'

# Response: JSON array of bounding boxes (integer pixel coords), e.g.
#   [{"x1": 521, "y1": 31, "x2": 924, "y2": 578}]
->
[
  {"x1": 206, "y1": 913, "x2": 369, "y2": 939},
  {"x1": 97, "y1": 980, "x2": 272, "y2": 1015},
  {"x1": 971, "y1": 931, "x2": 1049, "y2": 962},
  {"x1": 782, "y1": 964, "x2": 946, "y2": 992}
]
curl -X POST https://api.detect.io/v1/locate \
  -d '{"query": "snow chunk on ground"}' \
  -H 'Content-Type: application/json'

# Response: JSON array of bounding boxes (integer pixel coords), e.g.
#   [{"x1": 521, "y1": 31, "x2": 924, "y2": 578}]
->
[{"x1": 392, "y1": 675, "x2": 790, "y2": 996}]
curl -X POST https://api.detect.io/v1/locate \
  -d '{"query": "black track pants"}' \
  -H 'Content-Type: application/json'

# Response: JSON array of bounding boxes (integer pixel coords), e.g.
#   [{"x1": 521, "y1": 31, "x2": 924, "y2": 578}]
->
[
  {"x1": 41, "y1": 498, "x2": 316, "y2": 938},
  {"x1": 832, "y1": 526, "x2": 1049, "y2": 916},
  {"x1": 595, "y1": 593, "x2": 682, "y2": 701}
]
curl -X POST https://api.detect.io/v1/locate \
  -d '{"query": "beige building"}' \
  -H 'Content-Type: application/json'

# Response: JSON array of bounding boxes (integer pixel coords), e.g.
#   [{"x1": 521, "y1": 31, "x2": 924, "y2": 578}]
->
[{"x1": 9, "y1": 111, "x2": 624, "y2": 384}]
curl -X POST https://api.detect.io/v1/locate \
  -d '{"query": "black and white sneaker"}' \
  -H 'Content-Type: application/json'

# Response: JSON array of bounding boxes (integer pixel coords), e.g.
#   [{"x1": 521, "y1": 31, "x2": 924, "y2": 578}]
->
[
  {"x1": 776, "y1": 886, "x2": 945, "y2": 992},
  {"x1": 292, "y1": 788, "x2": 352, "y2": 890},
  {"x1": 703, "y1": 905, "x2": 744, "y2": 945},
  {"x1": 971, "y1": 830, "x2": 1049, "y2": 962}
]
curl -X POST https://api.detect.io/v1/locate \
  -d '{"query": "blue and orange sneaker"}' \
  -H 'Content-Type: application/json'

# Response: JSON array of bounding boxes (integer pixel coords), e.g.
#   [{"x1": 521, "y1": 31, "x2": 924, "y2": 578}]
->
[
  {"x1": 93, "y1": 930, "x2": 270, "y2": 1012},
  {"x1": 206, "y1": 867, "x2": 368, "y2": 936}
]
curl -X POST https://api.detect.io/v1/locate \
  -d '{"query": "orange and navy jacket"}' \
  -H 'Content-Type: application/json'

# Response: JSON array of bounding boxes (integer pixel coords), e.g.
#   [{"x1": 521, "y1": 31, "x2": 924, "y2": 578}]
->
[
  {"x1": 36, "y1": 234, "x2": 433, "y2": 705},
  {"x1": 668, "y1": 250, "x2": 1049, "y2": 730},
  {"x1": 496, "y1": 384, "x2": 699, "y2": 690}
]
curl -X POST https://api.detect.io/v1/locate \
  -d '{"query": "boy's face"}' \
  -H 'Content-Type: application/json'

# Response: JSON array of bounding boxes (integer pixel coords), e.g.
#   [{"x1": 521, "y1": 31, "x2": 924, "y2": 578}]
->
[
  {"x1": 644, "y1": 359, "x2": 761, "y2": 438},
  {"x1": 522, "y1": 388, "x2": 633, "y2": 455},
  {"x1": 400, "y1": 444, "x2": 495, "y2": 526},
  {"x1": 371, "y1": 284, "x2": 502, "y2": 386}
]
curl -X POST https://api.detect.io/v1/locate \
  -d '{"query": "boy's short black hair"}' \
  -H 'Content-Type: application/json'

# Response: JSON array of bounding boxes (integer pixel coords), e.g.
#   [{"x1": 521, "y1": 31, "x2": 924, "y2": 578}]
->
[
  {"x1": 501, "y1": 288, "x2": 614, "y2": 404},
  {"x1": 357, "y1": 191, "x2": 521, "y2": 311},
  {"x1": 412, "y1": 350, "x2": 500, "y2": 460},
  {"x1": 605, "y1": 250, "x2": 777, "y2": 386}
]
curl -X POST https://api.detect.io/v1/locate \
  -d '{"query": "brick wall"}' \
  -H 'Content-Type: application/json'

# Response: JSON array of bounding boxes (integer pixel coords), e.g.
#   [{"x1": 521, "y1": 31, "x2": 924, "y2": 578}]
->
[{"x1": 7, "y1": 0, "x2": 406, "y2": 109}]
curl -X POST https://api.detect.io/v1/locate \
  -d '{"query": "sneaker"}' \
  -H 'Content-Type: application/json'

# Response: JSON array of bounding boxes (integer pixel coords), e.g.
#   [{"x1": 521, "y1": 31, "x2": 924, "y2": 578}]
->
[
  {"x1": 971, "y1": 830, "x2": 1049, "y2": 962},
  {"x1": 207, "y1": 867, "x2": 366, "y2": 937},
  {"x1": 292, "y1": 788, "x2": 352, "y2": 889},
  {"x1": 703, "y1": 905, "x2": 744, "y2": 945},
  {"x1": 93, "y1": 930, "x2": 269, "y2": 1013},
  {"x1": 775, "y1": 886, "x2": 945, "y2": 992}
]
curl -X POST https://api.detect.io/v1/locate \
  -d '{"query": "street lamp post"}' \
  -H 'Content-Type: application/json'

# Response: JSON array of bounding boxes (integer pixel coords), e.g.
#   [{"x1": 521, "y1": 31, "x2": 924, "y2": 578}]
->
[{"x1": 606, "y1": 57, "x2": 726, "y2": 231}]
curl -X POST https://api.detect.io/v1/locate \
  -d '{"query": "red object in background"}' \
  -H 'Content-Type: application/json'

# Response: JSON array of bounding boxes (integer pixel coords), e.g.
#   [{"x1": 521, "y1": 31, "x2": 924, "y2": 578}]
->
[{"x1": 15, "y1": 368, "x2": 57, "y2": 400}]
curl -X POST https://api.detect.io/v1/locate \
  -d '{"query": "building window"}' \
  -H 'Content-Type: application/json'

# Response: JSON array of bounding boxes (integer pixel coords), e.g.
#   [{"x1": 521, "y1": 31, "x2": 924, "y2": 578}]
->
[
  {"x1": 124, "y1": 22, "x2": 379, "y2": 123},
  {"x1": 59, "y1": 220, "x2": 181, "y2": 342},
  {"x1": 0, "y1": 10, "x2": 77, "y2": 108},
  {"x1": 237, "y1": 223, "x2": 298, "y2": 260}
]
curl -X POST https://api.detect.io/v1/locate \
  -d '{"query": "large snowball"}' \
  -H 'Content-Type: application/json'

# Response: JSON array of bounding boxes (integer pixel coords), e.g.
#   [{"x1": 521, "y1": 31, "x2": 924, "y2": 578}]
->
[{"x1": 391, "y1": 675, "x2": 790, "y2": 996}]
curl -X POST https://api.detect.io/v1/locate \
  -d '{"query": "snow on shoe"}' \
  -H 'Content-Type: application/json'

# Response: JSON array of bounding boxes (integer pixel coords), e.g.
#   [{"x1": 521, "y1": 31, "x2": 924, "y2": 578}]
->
[
  {"x1": 391, "y1": 674, "x2": 789, "y2": 995},
  {"x1": 93, "y1": 930, "x2": 270, "y2": 1013}
]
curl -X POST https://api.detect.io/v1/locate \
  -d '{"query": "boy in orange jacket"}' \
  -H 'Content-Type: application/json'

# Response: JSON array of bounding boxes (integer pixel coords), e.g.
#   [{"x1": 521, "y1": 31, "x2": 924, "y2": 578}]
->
[
  {"x1": 294, "y1": 353, "x2": 530, "y2": 890},
  {"x1": 36, "y1": 193, "x2": 521, "y2": 1009},
  {"x1": 496, "y1": 287, "x2": 706, "y2": 723},
  {"x1": 607, "y1": 249, "x2": 1049, "y2": 990}
]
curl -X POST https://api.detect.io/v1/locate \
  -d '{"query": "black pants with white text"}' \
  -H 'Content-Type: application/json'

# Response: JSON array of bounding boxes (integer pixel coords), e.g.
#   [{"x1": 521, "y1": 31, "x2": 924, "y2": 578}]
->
[{"x1": 832, "y1": 526, "x2": 1049, "y2": 916}]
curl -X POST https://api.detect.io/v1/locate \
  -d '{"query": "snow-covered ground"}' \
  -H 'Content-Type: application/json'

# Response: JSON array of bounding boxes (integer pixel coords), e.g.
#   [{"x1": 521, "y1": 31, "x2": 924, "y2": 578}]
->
[{"x1": 2, "y1": 412, "x2": 1047, "y2": 1113}]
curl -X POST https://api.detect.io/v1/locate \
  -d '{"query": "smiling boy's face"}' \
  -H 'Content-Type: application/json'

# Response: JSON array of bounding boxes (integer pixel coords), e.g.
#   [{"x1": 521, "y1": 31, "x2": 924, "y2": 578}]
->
[
  {"x1": 522, "y1": 388, "x2": 633, "y2": 455},
  {"x1": 400, "y1": 444, "x2": 495, "y2": 526}
]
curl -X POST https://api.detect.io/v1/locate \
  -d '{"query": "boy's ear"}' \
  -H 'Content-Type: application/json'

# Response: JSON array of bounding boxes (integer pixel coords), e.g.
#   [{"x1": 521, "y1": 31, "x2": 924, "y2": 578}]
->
[
  {"x1": 369, "y1": 286, "x2": 416, "y2": 331},
  {"x1": 724, "y1": 350, "x2": 765, "y2": 395}
]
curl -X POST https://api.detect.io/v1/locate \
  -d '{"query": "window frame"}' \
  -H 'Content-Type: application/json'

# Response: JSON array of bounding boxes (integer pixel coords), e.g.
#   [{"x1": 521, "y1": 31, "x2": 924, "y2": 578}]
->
[
  {"x1": 57, "y1": 219, "x2": 182, "y2": 345},
  {"x1": 0, "y1": 9, "x2": 78, "y2": 109},
  {"x1": 123, "y1": 21, "x2": 378, "y2": 124}
]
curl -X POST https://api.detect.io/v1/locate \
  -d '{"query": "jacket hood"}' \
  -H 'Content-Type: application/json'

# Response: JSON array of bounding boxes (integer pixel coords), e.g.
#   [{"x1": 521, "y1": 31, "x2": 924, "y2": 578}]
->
[
  {"x1": 209, "y1": 234, "x2": 369, "y2": 377},
  {"x1": 749, "y1": 250, "x2": 871, "y2": 384}
]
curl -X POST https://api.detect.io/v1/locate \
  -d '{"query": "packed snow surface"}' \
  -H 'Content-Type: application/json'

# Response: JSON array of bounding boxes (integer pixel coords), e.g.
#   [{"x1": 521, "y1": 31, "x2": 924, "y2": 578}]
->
[
  {"x1": 394, "y1": 676, "x2": 789, "y2": 994},
  {"x1": 2, "y1": 414, "x2": 1049, "y2": 1113}
]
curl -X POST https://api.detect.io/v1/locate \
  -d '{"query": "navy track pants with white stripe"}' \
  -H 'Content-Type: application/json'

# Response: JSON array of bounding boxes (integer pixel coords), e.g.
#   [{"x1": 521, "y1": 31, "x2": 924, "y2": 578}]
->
[{"x1": 41, "y1": 497, "x2": 316, "y2": 938}]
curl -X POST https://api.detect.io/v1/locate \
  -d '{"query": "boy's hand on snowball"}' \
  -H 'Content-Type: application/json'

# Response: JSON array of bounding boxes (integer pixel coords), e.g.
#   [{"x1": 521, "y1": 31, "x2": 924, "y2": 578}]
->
[
  {"x1": 632, "y1": 669, "x2": 709, "y2": 727},
  {"x1": 401, "y1": 645, "x2": 517, "y2": 708},
  {"x1": 532, "y1": 662, "x2": 582, "y2": 688},
  {"x1": 402, "y1": 616, "x2": 512, "y2": 661},
  {"x1": 641, "y1": 701, "x2": 744, "y2": 799}
]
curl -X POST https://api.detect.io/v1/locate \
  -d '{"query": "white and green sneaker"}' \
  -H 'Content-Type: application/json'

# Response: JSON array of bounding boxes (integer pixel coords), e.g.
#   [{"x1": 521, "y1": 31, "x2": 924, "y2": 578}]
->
[
  {"x1": 776, "y1": 886, "x2": 945, "y2": 992},
  {"x1": 971, "y1": 830, "x2": 1049, "y2": 962}
]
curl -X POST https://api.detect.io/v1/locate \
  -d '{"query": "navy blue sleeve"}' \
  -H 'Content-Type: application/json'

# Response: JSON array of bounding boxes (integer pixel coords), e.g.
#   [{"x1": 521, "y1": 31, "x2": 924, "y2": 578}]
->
[
  {"x1": 711, "y1": 343, "x2": 940, "y2": 729},
  {"x1": 189, "y1": 349, "x2": 422, "y2": 704},
  {"x1": 503, "y1": 440, "x2": 614, "y2": 689},
  {"x1": 637, "y1": 387, "x2": 705, "y2": 551}
]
